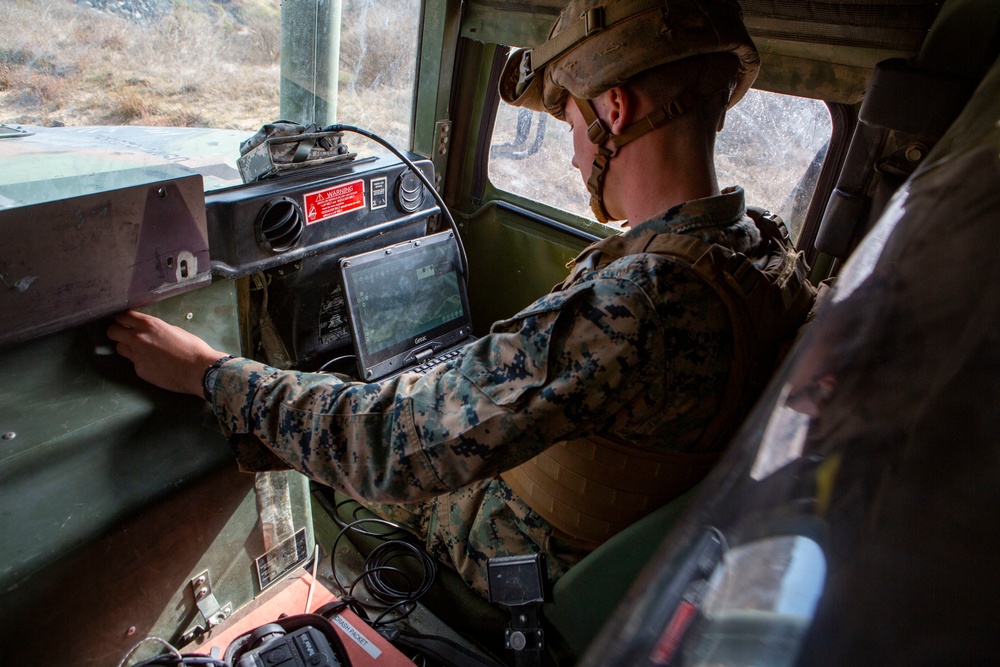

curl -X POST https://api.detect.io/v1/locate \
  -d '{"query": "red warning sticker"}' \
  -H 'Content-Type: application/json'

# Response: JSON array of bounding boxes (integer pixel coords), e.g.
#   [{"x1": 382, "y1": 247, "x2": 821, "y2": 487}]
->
[{"x1": 303, "y1": 179, "x2": 366, "y2": 225}]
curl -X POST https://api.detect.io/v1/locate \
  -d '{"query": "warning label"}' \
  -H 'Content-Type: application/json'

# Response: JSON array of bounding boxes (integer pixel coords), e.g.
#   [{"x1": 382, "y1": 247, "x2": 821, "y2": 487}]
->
[{"x1": 303, "y1": 180, "x2": 366, "y2": 225}]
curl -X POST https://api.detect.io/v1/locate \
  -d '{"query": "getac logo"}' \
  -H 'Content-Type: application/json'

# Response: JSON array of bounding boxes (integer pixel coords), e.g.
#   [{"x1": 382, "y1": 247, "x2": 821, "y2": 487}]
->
[{"x1": 415, "y1": 336, "x2": 428, "y2": 344}]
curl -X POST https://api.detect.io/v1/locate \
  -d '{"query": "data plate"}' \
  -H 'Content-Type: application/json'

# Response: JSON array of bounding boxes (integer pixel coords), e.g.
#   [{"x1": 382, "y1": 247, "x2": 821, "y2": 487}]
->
[{"x1": 255, "y1": 528, "x2": 309, "y2": 590}]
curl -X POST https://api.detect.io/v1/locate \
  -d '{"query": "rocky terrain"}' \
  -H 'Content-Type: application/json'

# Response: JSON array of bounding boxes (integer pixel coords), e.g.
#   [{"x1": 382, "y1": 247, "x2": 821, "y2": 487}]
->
[{"x1": 77, "y1": 0, "x2": 176, "y2": 24}]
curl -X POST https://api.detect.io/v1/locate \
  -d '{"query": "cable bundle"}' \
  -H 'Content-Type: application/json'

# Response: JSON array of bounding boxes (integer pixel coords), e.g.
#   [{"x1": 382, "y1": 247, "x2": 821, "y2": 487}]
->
[{"x1": 326, "y1": 498, "x2": 438, "y2": 627}]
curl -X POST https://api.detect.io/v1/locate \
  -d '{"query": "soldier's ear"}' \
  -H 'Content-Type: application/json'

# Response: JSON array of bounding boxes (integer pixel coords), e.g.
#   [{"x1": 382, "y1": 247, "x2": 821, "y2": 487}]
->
[{"x1": 604, "y1": 86, "x2": 633, "y2": 135}]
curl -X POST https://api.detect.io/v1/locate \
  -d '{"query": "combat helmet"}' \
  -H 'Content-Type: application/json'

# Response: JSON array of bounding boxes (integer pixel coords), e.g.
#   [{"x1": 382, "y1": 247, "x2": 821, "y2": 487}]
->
[{"x1": 499, "y1": 0, "x2": 760, "y2": 222}]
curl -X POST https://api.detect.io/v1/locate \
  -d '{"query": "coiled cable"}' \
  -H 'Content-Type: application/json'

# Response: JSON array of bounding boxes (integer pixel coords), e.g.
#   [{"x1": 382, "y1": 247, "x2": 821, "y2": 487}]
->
[{"x1": 325, "y1": 498, "x2": 438, "y2": 628}]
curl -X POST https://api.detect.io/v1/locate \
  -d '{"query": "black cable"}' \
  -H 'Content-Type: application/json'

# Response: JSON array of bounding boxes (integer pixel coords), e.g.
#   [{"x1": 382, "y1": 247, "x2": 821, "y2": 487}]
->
[
  {"x1": 322, "y1": 123, "x2": 470, "y2": 288},
  {"x1": 319, "y1": 507, "x2": 509, "y2": 666},
  {"x1": 366, "y1": 539, "x2": 438, "y2": 602},
  {"x1": 118, "y1": 637, "x2": 231, "y2": 667},
  {"x1": 330, "y1": 497, "x2": 410, "y2": 538},
  {"x1": 325, "y1": 513, "x2": 438, "y2": 628},
  {"x1": 317, "y1": 353, "x2": 356, "y2": 373}
]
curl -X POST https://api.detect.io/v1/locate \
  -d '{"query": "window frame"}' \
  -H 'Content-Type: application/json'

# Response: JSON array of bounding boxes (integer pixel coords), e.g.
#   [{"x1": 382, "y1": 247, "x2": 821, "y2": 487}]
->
[{"x1": 471, "y1": 46, "x2": 852, "y2": 254}]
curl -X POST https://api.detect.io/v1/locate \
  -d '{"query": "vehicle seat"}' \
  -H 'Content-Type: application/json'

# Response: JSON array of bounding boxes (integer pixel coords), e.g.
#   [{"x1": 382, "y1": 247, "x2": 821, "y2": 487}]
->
[{"x1": 543, "y1": 483, "x2": 702, "y2": 656}]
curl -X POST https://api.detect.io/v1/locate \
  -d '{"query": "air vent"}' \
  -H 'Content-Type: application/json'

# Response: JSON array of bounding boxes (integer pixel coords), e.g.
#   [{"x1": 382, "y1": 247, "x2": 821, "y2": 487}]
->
[
  {"x1": 256, "y1": 197, "x2": 304, "y2": 253},
  {"x1": 396, "y1": 170, "x2": 425, "y2": 213}
]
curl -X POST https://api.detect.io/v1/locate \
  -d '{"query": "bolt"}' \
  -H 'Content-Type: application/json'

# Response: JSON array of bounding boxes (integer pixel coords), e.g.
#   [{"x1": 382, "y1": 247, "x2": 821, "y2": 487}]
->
[
  {"x1": 2, "y1": 432, "x2": 14, "y2": 440},
  {"x1": 195, "y1": 586, "x2": 208, "y2": 600},
  {"x1": 905, "y1": 144, "x2": 925, "y2": 162},
  {"x1": 126, "y1": 626, "x2": 136, "y2": 636},
  {"x1": 194, "y1": 575, "x2": 206, "y2": 587},
  {"x1": 185, "y1": 312, "x2": 194, "y2": 320},
  {"x1": 157, "y1": 188, "x2": 167, "y2": 198}
]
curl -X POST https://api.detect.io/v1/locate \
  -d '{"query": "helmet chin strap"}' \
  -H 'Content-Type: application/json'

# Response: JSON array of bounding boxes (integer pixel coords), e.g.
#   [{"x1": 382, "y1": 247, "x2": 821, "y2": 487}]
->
[{"x1": 572, "y1": 93, "x2": 692, "y2": 223}]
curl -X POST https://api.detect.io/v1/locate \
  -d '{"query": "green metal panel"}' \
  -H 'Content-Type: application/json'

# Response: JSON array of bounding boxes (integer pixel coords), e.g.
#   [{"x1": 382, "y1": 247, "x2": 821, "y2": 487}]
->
[
  {"x1": 412, "y1": 0, "x2": 463, "y2": 159},
  {"x1": 0, "y1": 280, "x2": 315, "y2": 665},
  {"x1": 461, "y1": 203, "x2": 591, "y2": 332},
  {"x1": 461, "y1": 1, "x2": 559, "y2": 47}
]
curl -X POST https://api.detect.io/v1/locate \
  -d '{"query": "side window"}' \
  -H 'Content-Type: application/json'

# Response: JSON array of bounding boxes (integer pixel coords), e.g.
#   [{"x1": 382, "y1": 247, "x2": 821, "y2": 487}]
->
[
  {"x1": 489, "y1": 89, "x2": 832, "y2": 242},
  {"x1": 717, "y1": 91, "x2": 832, "y2": 240},
  {"x1": 490, "y1": 104, "x2": 593, "y2": 219}
]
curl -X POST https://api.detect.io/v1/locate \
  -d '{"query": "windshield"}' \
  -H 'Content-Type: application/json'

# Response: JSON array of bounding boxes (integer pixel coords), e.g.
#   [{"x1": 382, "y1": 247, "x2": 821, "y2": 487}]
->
[{"x1": 0, "y1": 0, "x2": 421, "y2": 190}]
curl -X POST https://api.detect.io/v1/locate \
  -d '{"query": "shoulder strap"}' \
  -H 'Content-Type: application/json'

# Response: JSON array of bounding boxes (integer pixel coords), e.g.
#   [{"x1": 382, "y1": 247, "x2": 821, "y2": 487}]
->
[{"x1": 556, "y1": 228, "x2": 658, "y2": 291}]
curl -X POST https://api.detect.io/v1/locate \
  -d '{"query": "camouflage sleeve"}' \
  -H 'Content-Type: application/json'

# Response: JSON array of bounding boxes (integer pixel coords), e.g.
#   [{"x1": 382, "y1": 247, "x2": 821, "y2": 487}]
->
[{"x1": 210, "y1": 254, "x2": 711, "y2": 504}]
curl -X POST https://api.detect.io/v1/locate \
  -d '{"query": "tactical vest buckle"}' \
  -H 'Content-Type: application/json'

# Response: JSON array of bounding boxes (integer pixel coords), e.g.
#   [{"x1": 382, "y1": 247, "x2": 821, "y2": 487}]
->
[{"x1": 584, "y1": 7, "x2": 605, "y2": 36}]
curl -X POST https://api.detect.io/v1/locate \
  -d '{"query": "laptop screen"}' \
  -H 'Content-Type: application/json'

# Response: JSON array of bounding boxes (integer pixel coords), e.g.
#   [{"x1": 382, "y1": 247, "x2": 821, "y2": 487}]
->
[{"x1": 340, "y1": 232, "x2": 473, "y2": 380}]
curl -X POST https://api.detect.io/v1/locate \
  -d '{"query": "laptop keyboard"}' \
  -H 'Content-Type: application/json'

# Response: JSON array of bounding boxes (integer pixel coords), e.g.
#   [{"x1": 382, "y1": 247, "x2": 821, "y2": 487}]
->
[{"x1": 413, "y1": 347, "x2": 464, "y2": 374}]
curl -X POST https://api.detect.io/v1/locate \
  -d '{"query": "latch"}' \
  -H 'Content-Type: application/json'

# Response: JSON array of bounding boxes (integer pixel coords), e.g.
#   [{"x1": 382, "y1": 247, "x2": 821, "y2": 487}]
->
[{"x1": 179, "y1": 570, "x2": 233, "y2": 644}]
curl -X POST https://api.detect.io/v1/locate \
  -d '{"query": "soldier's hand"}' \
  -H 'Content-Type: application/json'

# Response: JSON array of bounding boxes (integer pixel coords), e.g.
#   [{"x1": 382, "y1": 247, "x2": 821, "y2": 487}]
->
[{"x1": 107, "y1": 310, "x2": 227, "y2": 397}]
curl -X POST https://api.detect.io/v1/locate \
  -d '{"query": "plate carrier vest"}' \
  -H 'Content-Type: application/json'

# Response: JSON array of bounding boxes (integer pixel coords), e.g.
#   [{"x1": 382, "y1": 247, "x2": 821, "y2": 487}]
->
[{"x1": 501, "y1": 209, "x2": 817, "y2": 547}]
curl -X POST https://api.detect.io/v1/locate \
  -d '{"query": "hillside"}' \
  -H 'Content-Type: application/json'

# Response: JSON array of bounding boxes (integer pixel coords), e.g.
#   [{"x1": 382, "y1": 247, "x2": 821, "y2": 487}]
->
[{"x1": 1, "y1": 0, "x2": 287, "y2": 130}]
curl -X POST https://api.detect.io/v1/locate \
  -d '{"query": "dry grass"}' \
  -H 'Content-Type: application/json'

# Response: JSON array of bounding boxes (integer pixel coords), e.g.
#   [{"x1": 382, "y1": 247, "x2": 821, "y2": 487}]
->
[
  {"x1": 0, "y1": 63, "x2": 16, "y2": 91},
  {"x1": 0, "y1": 0, "x2": 283, "y2": 130},
  {"x1": 0, "y1": 0, "x2": 418, "y2": 139}
]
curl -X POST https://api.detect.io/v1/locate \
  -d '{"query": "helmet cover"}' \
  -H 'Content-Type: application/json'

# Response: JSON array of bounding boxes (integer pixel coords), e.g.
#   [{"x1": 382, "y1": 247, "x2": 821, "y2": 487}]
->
[{"x1": 499, "y1": 0, "x2": 760, "y2": 120}]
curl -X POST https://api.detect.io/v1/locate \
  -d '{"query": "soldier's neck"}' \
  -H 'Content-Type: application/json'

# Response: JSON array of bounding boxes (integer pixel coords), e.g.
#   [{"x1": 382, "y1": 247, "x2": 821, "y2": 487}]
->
[{"x1": 614, "y1": 144, "x2": 720, "y2": 227}]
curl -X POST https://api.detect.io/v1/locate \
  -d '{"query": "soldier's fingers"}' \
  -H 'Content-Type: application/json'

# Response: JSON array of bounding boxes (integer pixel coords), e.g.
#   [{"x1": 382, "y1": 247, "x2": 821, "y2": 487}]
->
[
  {"x1": 114, "y1": 310, "x2": 148, "y2": 329},
  {"x1": 106, "y1": 321, "x2": 130, "y2": 342},
  {"x1": 116, "y1": 342, "x2": 133, "y2": 360}
]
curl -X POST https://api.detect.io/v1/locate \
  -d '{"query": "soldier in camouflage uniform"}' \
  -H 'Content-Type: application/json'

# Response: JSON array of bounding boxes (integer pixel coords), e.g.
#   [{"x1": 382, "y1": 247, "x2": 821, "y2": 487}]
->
[{"x1": 108, "y1": 0, "x2": 804, "y2": 597}]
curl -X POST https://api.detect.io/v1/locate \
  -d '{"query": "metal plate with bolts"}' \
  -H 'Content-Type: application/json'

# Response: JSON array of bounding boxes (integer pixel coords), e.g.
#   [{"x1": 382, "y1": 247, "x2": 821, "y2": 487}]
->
[{"x1": 181, "y1": 570, "x2": 234, "y2": 644}]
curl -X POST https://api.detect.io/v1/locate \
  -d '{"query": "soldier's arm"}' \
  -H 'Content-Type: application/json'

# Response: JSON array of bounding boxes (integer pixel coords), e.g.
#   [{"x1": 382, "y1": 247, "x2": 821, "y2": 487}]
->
[{"x1": 209, "y1": 259, "x2": 673, "y2": 504}]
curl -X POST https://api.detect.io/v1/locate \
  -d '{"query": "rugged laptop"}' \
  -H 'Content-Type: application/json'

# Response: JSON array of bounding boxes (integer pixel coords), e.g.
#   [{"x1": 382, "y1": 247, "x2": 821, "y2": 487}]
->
[{"x1": 339, "y1": 231, "x2": 476, "y2": 381}]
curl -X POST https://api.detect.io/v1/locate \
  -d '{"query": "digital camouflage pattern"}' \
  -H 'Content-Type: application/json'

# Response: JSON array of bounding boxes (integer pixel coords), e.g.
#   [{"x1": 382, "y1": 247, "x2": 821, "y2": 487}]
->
[{"x1": 213, "y1": 187, "x2": 765, "y2": 596}]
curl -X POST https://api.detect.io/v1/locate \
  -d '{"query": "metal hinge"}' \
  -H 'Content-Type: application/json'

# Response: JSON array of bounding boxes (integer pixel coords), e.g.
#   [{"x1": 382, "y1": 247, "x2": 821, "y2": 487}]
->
[{"x1": 179, "y1": 570, "x2": 233, "y2": 645}]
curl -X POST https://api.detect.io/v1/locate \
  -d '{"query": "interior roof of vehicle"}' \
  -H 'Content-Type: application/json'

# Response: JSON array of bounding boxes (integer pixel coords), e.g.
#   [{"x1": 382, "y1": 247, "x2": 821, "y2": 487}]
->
[{"x1": 466, "y1": 0, "x2": 949, "y2": 103}]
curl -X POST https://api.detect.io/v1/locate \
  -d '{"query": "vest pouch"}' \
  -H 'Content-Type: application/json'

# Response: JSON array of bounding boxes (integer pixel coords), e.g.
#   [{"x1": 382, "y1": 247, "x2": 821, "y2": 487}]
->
[{"x1": 502, "y1": 435, "x2": 718, "y2": 547}]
